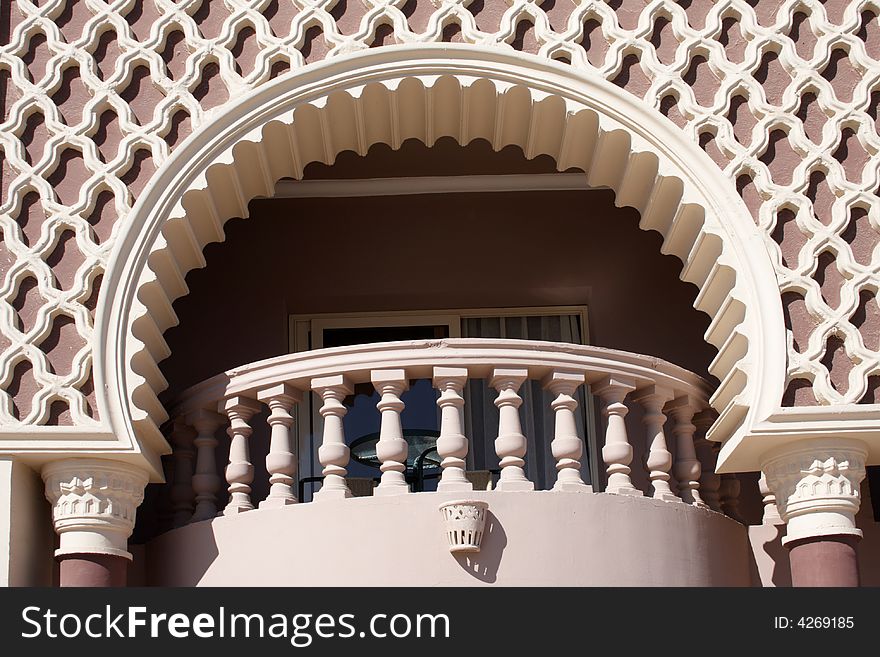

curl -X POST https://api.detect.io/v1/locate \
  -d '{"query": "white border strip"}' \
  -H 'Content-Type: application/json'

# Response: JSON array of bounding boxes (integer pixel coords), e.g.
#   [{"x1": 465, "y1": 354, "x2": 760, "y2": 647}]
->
[{"x1": 273, "y1": 173, "x2": 591, "y2": 198}]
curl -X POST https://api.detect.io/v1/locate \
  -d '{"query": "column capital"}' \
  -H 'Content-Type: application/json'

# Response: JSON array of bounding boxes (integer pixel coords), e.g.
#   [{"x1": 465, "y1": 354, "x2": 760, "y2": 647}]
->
[
  {"x1": 311, "y1": 374, "x2": 353, "y2": 398},
  {"x1": 257, "y1": 382, "x2": 303, "y2": 408},
  {"x1": 370, "y1": 369, "x2": 409, "y2": 391},
  {"x1": 42, "y1": 459, "x2": 149, "y2": 560},
  {"x1": 489, "y1": 368, "x2": 528, "y2": 390},
  {"x1": 221, "y1": 395, "x2": 262, "y2": 420},
  {"x1": 631, "y1": 384, "x2": 675, "y2": 406},
  {"x1": 433, "y1": 366, "x2": 469, "y2": 388},
  {"x1": 186, "y1": 408, "x2": 224, "y2": 432},
  {"x1": 762, "y1": 438, "x2": 868, "y2": 545},
  {"x1": 542, "y1": 369, "x2": 585, "y2": 394},
  {"x1": 592, "y1": 375, "x2": 637, "y2": 402}
]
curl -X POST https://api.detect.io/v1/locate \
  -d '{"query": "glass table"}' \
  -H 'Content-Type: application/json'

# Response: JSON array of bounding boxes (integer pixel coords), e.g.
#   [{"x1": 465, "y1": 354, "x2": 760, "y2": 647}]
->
[{"x1": 349, "y1": 429, "x2": 441, "y2": 492}]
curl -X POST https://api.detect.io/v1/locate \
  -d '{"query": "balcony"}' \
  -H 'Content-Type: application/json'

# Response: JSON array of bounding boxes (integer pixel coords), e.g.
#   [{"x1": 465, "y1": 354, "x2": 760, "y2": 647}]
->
[{"x1": 143, "y1": 338, "x2": 752, "y2": 586}]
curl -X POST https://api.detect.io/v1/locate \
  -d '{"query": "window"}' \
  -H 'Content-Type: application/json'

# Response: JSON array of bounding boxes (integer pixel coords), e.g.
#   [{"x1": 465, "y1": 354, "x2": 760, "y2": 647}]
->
[{"x1": 290, "y1": 307, "x2": 597, "y2": 499}]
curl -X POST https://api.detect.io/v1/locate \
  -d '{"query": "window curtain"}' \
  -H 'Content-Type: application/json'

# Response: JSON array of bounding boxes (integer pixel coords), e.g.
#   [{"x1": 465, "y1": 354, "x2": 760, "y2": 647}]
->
[{"x1": 461, "y1": 314, "x2": 592, "y2": 489}]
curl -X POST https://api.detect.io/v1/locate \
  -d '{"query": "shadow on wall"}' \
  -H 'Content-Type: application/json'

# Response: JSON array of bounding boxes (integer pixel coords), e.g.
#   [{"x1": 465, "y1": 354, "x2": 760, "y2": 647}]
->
[
  {"x1": 747, "y1": 522, "x2": 791, "y2": 587},
  {"x1": 763, "y1": 525, "x2": 792, "y2": 587},
  {"x1": 143, "y1": 519, "x2": 220, "y2": 587},
  {"x1": 454, "y1": 511, "x2": 507, "y2": 583},
  {"x1": 856, "y1": 481, "x2": 880, "y2": 586}
]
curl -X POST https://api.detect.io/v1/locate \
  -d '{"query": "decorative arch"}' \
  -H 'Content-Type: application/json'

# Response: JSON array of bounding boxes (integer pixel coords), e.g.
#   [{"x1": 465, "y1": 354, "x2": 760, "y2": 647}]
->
[{"x1": 94, "y1": 44, "x2": 786, "y2": 474}]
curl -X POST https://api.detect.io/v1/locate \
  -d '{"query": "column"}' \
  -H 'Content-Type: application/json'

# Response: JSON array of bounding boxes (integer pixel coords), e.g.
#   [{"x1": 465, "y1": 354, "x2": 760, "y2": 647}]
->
[
  {"x1": 666, "y1": 396, "x2": 708, "y2": 508},
  {"x1": 593, "y1": 376, "x2": 641, "y2": 496},
  {"x1": 221, "y1": 396, "x2": 262, "y2": 515},
  {"x1": 312, "y1": 375, "x2": 353, "y2": 501},
  {"x1": 433, "y1": 367, "x2": 472, "y2": 492},
  {"x1": 763, "y1": 438, "x2": 868, "y2": 587},
  {"x1": 543, "y1": 370, "x2": 590, "y2": 492},
  {"x1": 43, "y1": 458, "x2": 149, "y2": 587},
  {"x1": 188, "y1": 409, "x2": 224, "y2": 522},
  {"x1": 168, "y1": 418, "x2": 196, "y2": 527},
  {"x1": 490, "y1": 368, "x2": 534, "y2": 491},
  {"x1": 257, "y1": 383, "x2": 302, "y2": 508},
  {"x1": 632, "y1": 385, "x2": 677, "y2": 501},
  {"x1": 371, "y1": 369, "x2": 410, "y2": 496}
]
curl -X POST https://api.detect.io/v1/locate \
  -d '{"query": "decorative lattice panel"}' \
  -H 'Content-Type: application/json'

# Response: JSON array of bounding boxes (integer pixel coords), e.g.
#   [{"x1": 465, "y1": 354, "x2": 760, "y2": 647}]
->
[{"x1": 1, "y1": 0, "x2": 879, "y2": 426}]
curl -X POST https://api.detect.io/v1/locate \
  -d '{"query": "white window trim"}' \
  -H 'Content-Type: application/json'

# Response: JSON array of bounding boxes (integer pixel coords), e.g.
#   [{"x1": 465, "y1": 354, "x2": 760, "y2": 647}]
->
[{"x1": 290, "y1": 305, "x2": 591, "y2": 352}]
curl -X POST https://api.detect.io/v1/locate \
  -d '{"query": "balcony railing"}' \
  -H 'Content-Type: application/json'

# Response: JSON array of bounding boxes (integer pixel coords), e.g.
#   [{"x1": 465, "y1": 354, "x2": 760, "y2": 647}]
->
[{"x1": 161, "y1": 338, "x2": 739, "y2": 527}]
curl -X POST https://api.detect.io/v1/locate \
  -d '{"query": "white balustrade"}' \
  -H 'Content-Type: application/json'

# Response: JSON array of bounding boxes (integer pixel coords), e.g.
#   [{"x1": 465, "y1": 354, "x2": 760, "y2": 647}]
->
[
  {"x1": 693, "y1": 410, "x2": 722, "y2": 512},
  {"x1": 667, "y1": 396, "x2": 708, "y2": 509},
  {"x1": 168, "y1": 418, "x2": 196, "y2": 527},
  {"x1": 490, "y1": 368, "x2": 534, "y2": 492},
  {"x1": 164, "y1": 338, "x2": 718, "y2": 530},
  {"x1": 221, "y1": 396, "x2": 262, "y2": 515},
  {"x1": 632, "y1": 385, "x2": 677, "y2": 501},
  {"x1": 257, "y1": 383, "x2": 302, "y2": 508},
  {"x1": 312, "y1": 375, "x2": 353, "y2": 501},
  {"x1": 433, "y1": 367, "x2": 472, "y2": 492},
  {"x1": 372, "y1": 369, "x2": 410, "y2": 496},
  {"x1": 543, "y1": 370, "x2": 589, "y2": 492},
  {"x1": 593, "y1": 376, "x2": 641, "y2": 496},
  {"x1": 189, "y1": 409, "x2": 224, "y2": 522}
]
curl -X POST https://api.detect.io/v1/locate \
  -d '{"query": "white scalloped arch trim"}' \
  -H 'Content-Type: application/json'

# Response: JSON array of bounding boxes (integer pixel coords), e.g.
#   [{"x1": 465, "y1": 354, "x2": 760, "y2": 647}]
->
[{"x1": 94, "y1": 45, "x2": 786, "y2": 473}]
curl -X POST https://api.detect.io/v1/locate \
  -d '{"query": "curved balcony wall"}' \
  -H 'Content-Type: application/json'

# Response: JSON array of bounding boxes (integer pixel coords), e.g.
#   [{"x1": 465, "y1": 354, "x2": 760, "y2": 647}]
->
[
  {"x1": 144, "y1": 338, "x2": 751, "y2": 586},
  {"x1": 146, "y1": 491, "x2": 750, "y2": 586}
]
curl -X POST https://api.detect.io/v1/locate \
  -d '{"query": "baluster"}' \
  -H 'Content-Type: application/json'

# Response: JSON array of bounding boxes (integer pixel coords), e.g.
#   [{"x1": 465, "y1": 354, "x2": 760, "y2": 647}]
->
[
  {"x1": 372, "y1": 369, "x2": 410, "y2": 496},
  {"x1": 719, "y1": 473, "x2": 744, "y2": 522},
  {"x1": 666, "y1": 396, "x2": 708, "y2": 508},
  {"x1": 189, "y1": 409, "x2": 224, "y2": 522},
  {"x1": 169, "y1": 417, "x2": 197, "y2": 527},
  {"x1": 221, "y1": 396, "x2": 262, "y2": 515},
  {"x1": 543, "y1": 370, "x2": 590, "y2": 492},
  {"x1": 433, "y1": 367, "x2": 472, "y2": 492},
  {"x1": 257, "y1": 383, "x2": 302, "y2": 508},
  {"x1": 632, "y1": 385, "x2": 677, "y2": 501},
  {"x1": 312, "y1": 375, "x2": 353, "y2": 501},
  {"x1": 490, "y1": 368, "x2": 534, "y2": 491},
  {"x1": 158, "y1": 454, "x2": 176, "y2": 532},
  {"x1": 593, "y1": 376, "x2": 642, "y2": 496},
  {"x1": 759, "y1": 471, "x2": 783, "y2": 524},
  {"x1": 693, "y1": 409, "x2": 722, "y2": 512}
]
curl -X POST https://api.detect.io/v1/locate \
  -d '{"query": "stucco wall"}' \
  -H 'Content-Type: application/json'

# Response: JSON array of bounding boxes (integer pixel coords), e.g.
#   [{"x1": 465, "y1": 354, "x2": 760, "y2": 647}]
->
[
  {"x1": 160, "y1": 141, "x2": 716, "y2": 396},
  {"x1": 145, "y1": 490, "x2": 752, "y2": 586}
]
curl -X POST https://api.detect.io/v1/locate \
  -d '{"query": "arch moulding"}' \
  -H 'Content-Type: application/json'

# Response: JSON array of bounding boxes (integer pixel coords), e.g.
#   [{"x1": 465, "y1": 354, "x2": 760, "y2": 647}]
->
[{"x1": 90, "y1": 44, "x2": 786, "y2": 478}]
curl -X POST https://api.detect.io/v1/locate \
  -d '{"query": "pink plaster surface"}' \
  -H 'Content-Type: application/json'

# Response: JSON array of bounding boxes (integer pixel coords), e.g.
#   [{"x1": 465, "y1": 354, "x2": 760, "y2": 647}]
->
[
  {"x1": 160, "y1": 141, "x2": 715, "y2": 399},
  {"x1": 145, "y1": 491, "x2": 752, "y2": 586}
]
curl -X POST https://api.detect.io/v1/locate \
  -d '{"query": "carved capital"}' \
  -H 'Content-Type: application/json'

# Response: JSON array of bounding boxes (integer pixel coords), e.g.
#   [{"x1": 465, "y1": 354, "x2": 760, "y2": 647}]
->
[
  {"x1": 43, "y1": 459, "x2": 150, "y2": 560},
  {"x1": 762, "y1": 439, "x2": 868, "y2": 545}
]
